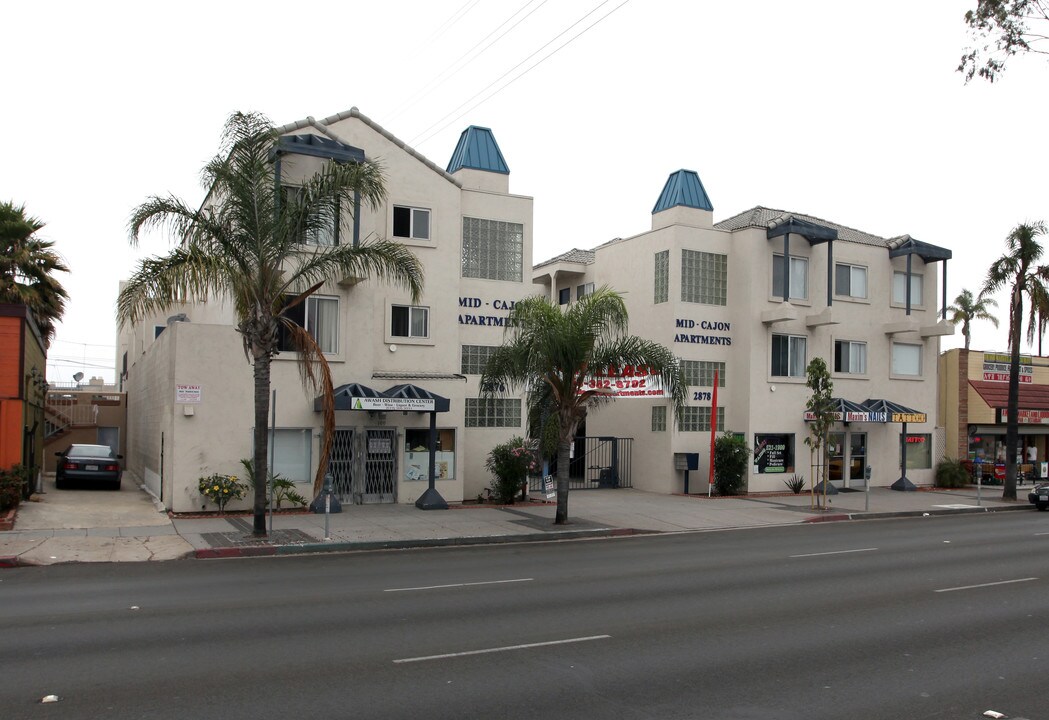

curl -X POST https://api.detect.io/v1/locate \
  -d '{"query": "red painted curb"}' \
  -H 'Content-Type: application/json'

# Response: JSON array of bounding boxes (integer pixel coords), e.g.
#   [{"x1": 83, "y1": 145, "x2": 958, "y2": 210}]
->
[
  {"x1": 195, "y1": 546, "x2": 277, "y2": 559},
  {"x1": 0, "y1": 555, "x2": 21, "y2": 568}
]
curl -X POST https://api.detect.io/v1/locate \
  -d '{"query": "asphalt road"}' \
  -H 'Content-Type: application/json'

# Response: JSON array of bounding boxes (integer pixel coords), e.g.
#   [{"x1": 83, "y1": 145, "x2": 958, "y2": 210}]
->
[{"x1": 2, "y1": 512, "x2": 1047, "y2": 720}]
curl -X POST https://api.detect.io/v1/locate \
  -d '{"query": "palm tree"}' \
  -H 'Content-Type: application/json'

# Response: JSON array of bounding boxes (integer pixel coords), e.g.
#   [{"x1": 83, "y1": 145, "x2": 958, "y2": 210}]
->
[
  {"x1": 117, "y1": 112, "x2": 423, "y2": 536},
  {"x1": 0, "y1": 201, "x2": 69, "y2": 344},
  {"x1": 947, "y1": 288, "x2": 999, "y2": 350},
  {"x1": 480, "y1": 287, "x2": 686, "y2": 524},
  {"x1": 982, "y1": 221, "x2": 1049, "y2": 500}
]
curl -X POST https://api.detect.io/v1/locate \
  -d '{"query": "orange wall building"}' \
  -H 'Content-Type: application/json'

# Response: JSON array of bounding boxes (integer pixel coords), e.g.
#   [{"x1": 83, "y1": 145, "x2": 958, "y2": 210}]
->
[{"x1": 0, "y1": 304, "x2": 47, "y2": 491}]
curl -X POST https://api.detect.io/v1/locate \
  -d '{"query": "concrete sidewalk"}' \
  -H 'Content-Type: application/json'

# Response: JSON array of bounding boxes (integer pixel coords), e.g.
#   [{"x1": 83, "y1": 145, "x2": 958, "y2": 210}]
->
[{"x1": 0, "y1": 481, "x2": 1035, "y2": 566}]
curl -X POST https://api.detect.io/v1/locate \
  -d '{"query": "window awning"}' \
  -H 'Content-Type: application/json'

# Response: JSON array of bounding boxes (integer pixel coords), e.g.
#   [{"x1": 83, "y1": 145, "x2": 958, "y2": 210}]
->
[{"x1": 969, "y1": 379, "x2": 1049, "y2": 411}]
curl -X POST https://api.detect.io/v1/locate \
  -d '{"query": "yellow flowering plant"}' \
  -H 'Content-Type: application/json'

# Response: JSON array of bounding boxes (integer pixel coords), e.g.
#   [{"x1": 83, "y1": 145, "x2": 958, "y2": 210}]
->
[{"x1": 198, "y1": 473, "x2": 247, "y2": 512}]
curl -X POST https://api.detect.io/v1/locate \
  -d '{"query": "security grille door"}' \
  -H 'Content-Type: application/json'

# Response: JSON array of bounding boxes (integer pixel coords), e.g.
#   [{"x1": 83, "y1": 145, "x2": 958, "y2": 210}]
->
[
  {"x1": 330, "y1": 429, "x2": 355, "y2": 503},
  {"x1": 362, "y1": 428, "x2": 397, "y2": 504}
]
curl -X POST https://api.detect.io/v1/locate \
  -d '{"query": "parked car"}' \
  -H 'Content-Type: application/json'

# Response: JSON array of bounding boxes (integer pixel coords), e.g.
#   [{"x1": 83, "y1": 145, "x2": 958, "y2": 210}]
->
[
  {"x1": 55, "y1": 444, "x2": 122, "y2": 490},
  {"x1": 1028, "y1": 483, "x2": 1049, "y2": 511}
]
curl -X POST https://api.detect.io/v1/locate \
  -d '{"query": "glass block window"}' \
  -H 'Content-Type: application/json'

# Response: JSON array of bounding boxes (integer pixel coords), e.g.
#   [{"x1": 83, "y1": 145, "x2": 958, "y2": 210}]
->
[
  {"x1": 654, "y1": 250, "x2": 669, "y2": 304},
  {"x1": 680, "y1": 360, "x2": 726, "y2": 387},
  {"x1": 461, "y1": 345, "x2": 498, "y2": 375},
  {"x1": 681, "y1": 249, "x2": 727, "y2": 305},
  {"x1": 651, "y1": 406, "x2": 666, "y2": 432},
  {"x1": 462, "y1": 217, "x2": 524, "y2": 281},
  {"x1": 679, "y1": 406, "x2": 725, "y2": 432},
  {"x1": 465, "y1": 398, "x2": 521, "y2": 427}
]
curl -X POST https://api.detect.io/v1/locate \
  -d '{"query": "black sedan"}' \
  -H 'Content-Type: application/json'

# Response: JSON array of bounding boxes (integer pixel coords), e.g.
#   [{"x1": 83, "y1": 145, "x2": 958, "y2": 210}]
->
[
  {"x1": 55, "y1": 444, "x2": 122, "y2": 490},
  {"x1": 1029, "y1": 483, "x2": 1049, "y2": 511}
]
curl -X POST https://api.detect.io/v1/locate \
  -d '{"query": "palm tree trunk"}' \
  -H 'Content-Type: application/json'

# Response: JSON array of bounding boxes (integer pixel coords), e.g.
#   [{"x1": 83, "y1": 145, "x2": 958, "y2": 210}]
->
[
  {"x1": 555, "y1": 438, "x2": 571, "y2": 525},
  {"x1": 1005, "y1": 298, "x2": 1022, "y2": 501},
  {"x1": 252, "y1": 352, "x2": 272, "y2": 536}
]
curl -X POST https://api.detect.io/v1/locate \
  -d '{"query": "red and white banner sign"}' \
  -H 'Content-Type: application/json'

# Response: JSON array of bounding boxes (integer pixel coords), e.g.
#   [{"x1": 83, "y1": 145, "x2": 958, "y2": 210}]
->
[{"x1": 578, "y1": 364, "x2": 666, "y2": 398}]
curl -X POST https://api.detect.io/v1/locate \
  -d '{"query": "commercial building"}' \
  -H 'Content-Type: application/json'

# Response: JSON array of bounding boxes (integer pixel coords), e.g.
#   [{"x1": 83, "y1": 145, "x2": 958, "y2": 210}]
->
[
  {"x1": 118, "y1": 108, "x2": 533, "y2": 512},
  {"x1": 939, "y1": 348, "x2": 1049, "y2": 479},
  {"x1": 533, "y1": 170, "x2": 954, "y2": 493},
  {"x1": 0, "y1": 303, "x2": 47, "y2": 491}
]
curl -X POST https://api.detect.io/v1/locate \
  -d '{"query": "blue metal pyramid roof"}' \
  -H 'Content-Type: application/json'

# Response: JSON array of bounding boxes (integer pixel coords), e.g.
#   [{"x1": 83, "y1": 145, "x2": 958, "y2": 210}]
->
[
  {"x1": 446, "y1": 126, "x2": 509, "y2": 175},
  {"x1": 652, "y1": 170, "x2": 713, "y2": 214}
]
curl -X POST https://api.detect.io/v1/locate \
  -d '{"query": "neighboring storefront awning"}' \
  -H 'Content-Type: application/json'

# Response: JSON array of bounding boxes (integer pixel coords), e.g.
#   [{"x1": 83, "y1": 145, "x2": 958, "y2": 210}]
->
[
  {"x1": 969, "y1": 379, "x2": 1049, "y2": 413},
  {"x1": 318, "y1": 383, "x2": 450, "y2": 412},
  {"x1": 860, "y1": 398, "x2": 927, "y2": 424},
  {"x1": 802, "y1": 398, "x2": 927, "y2": 424}
]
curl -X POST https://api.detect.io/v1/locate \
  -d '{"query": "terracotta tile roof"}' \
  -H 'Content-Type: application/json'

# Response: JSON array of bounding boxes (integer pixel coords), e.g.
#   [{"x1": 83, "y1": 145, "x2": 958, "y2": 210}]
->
[{"x1": 969, "y1": 380, "x2": 1049, "y2": 410}]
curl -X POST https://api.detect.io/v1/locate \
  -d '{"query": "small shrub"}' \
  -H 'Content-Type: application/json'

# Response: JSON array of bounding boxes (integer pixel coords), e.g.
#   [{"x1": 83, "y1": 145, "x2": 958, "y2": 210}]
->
[
  {"x1": 485, "y1": 436, "x2": 539, "y2": 504},
  {"x1": 935, "y1": 457, "x2": 970, "y2": 489},
  {"x1": 713, "y1": 433, "x2": 750, "y2": 496},
  {"x1": 784, "y1": 474, "x2": 806, "y2": 494},
  {"x1": 241, "y1": 459, "x2": 308, "y2": 509},
  {"x1": 0, "y1": 465, "x2": 28, "y2": 511},
  {"x1": 198, "y1": 472, "x2": 247, "y2": 512}
]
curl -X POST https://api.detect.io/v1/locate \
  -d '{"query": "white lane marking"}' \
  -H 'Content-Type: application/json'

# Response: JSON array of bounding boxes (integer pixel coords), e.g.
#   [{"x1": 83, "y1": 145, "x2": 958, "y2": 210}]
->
[
  {"x1": 790, "y1": 548, "x2": 878, "y2": 558},
  {"x1": 932, "y1": 504, "x2": 977, "y2": 509},
  {"x1": 1035, "y1": 532, "x2": 1049, "y2": 536},
  {"x1": 393, "y1": 635, "x2": 611, "y2": 664},
  {"x1": 385, "y1": 578, "x2": 533, "y2": 592},
  {"x1": 935, "y1": 577, "x2": 1038, "y2": 593}
]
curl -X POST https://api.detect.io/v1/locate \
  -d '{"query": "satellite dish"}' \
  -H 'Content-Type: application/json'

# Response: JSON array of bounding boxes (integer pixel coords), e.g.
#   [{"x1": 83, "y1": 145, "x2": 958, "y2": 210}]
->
[{"x1": 72, "y1": 372, "x2": 84, "y2": 382}]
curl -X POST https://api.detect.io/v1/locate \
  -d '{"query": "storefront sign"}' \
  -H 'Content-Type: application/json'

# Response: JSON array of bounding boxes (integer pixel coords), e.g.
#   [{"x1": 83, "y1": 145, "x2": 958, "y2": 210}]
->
[
  {"x1": 754, "y1": 434, "x2": 792, "y2": 474},
  {"x1": 999, "y1": 409, "x2": 1049, "y2": 424},
  {"x1": 891, "y1": 412, "x2": 927, "y2": 423},
  {"x1": 803, "y1": 410, "x2": 880, "y2": 423},
  {"x1": 352, "y1": 397, "x2": 435, "y2": 412},
  {"x1": 983, "y1": 353, "x2": 1033, "y2": 383},
  {"x1": 175, "y1": 384, "x2": 202, "y2": 403}
]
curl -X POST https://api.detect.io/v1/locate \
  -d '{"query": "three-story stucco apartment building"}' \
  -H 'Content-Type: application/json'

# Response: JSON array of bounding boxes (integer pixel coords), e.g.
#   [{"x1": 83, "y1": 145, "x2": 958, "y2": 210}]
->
[
  {"x1": 118, "y1": 108, "x2": 533, "y2": 512},
  {"x1": 533, "y1": 170, "x2": 954, "y2": 493}
]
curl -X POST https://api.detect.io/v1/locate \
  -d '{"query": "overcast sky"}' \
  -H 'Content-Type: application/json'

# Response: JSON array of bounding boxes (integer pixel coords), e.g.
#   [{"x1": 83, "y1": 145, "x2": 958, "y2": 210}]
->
[{"x1": 5, "y1": 0, "x2": 1047, "y2": 383}]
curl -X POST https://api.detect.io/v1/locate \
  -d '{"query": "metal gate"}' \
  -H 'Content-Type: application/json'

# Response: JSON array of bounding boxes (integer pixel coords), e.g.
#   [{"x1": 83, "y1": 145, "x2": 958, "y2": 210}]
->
[
  {"x1": 362, "y1": 428, "x2": 397, "y2": 504},
  {"x1": 330, "y1": 429, "x2": 355, "y2": 503}
]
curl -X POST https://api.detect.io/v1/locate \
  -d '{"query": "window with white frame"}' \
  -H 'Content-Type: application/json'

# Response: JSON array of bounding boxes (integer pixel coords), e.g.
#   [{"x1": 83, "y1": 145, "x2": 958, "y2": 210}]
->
[
  {"x1": 772, "y1": 254, "x2": 809, "y2": 301},
  {"x1": 461, "y1": 217, "x2": 524, "y2": 281},
  {"x1": 891, "y1": 342, "x2": 922, "y2": 376},
  {"x1": 681, "y1": 249, "x2": 727, "y2": 305},
  {"x1": 461, "y1": 344, "x2": 498, "y2": 375},
  {"x1": 892, "y1": 271, "x2": 923, "y2": 306},
  {"x1": 771, "y1": 334, "x2": 807, "y2": 377},
  {"x1": 391, "y1": 305, "x2": 429, "y2": 339},
  {"x1": 654, "y1": 250, "x2": 669, "y2": 304},
  {"x1": 393, "y1": 205, "x2": 430, "y2": 241},
  {"x1": 465, "y1": 398, "x2": 521, "y2": 427},
  {"x1": 278, "y1": 295, "x2": 339, "y2": 353},
  {"x1": 834, "y1": 340, "x2": 867, "y2": 374},
  {"x1": 835, "y1": 263, "x2": 868, "y2": 299},
  {"x1": 576, "y1": 282, "x2": 594, "y2": 301}
]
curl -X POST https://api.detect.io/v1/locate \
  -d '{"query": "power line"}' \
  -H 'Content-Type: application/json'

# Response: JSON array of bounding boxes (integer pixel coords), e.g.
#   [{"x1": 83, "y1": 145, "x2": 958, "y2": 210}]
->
[
  {"x1": 384, "y1": 0, "x2": 550, "y2": 125},
  {"x1": 425, "y1": 0, "x2": 483, "y2": 45},
  {"x1": 410, "y1": 0, "x2": 632, "y2": 148}
]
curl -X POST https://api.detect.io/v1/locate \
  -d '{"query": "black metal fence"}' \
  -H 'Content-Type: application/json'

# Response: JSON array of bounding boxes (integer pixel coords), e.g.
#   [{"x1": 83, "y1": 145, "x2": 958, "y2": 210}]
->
[{"x1": 529, "y1": 436, "x2": 633, "y2": 491}]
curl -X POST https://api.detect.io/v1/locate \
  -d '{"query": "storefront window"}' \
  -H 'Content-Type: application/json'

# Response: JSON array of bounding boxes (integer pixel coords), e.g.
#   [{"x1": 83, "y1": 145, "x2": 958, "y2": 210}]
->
[
  {"x1": 403, "y1": 428, "x2": 456, "y2": 482},
  {"x1": 828, "y1": 432, "x2": 845, "y2": 481},
  {"x1": 754, "y1": 433, "x2": 794, "y2": 474},
  {"x1": 902, "y1": 433, "x2": 932, "y2": 470},
  {"x1": 849, "y1": 433, "x2": 867, "y2": 480}
]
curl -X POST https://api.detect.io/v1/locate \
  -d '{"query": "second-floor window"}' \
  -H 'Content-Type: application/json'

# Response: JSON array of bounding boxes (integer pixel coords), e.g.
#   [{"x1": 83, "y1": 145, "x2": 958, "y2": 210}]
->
[
  {"x1": 391, "y1": 305, "x2": 429, "y2": 339},
  {"x1": 393, "y1": 206, "x2": 430, "y2": 240},
  {"x1": 278, "y1": 295, "x2": 339, "y2": 353},
  {"x1": 892, "y1": 342, "x2": 922, "y2": 376},
  {"x1": 576, "y1": 283, "x2": 594, "y2": 301},
  {"x1": 834, "y1": 340, "x2": 867, "y2": 374},
  {"x1": 283, "y1": 186, "x2": 337, "y2": 246},
  {"x1": 681, "y1": 249, "x2": 727, "y2": 305},
  {"x1": 462, "y1": 217, "x2": 524, "y2": 281},
  {"x1": 654, "y1": 250, "x2": 669, "y2": 304},
  {"x1": 772, "y1": 333, "x2": 807, "y2": 377},
  {"x1": 892, "y1": 271, "x2": 923, "y2": 306},
  {"x1": 772, "y1": 254, "x2": 808, "y2": 301},
  {"x1": 835, "y1": 263, "x2": 868, "y2": 299}
]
